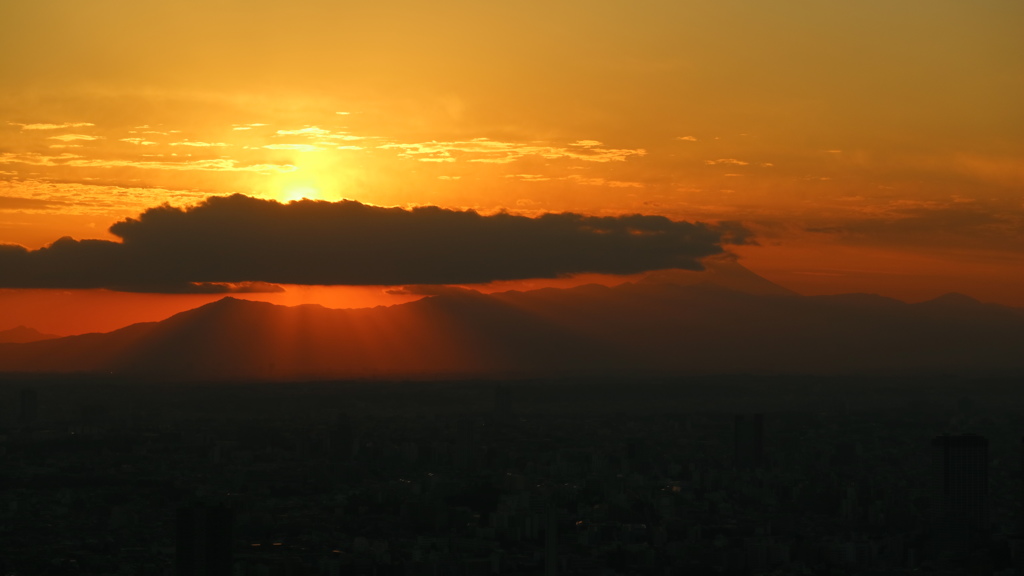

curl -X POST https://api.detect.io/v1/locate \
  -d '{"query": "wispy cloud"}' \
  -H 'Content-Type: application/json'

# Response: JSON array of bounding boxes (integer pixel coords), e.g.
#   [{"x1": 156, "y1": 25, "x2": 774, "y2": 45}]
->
[
  {"x1": 263, "y1": 143, "x2": 323, "y2": 152},
  {"x1": 379, "y1": 137, "x2": 646, "y2": 164},
  {"x1": 0, "y1": 152, "x2": 294, "y2": 174},
  {"x1": 169, "y1": 141, "x2": 228, "y2": 147},
  {"x1": 505, "y1": 173, "x2": 644, "y2": 188},
  {"x1": 276, "y1": 126, "x2": 331, "y2": 136},
  {"x1": 12, "y1": 122, "x2": 94, "y2": 130},
  {"x1": 64, "y1": 158, "x2": 296, "y2": 174},
  {"x1": 48, "y1": 134, "x2": 100, "y2": 142},
  {"x1": 505, "y1": 174, "x2": 552, "y2": 182},
  {"x1": 0, "y1": 152, "x2": 82, "y2": 166},
  {"x1": 0, "y1": 178, "x2": 221, "y2": 217},
  {"x1": 566, "y1": 175, "x2": 644, "y2": 188},
  {"x1": 0, "y1": 195, "x2": 70, "y2": 211},
  {"x1": 705, "y1": 158, "x2": 749, "y2": 166},
  {"x1": 677, "y1": 136, "x2": 698, "y2": 142},
  {"x1": 320, "y1": 133, "x2": 365, "y2": 141}
]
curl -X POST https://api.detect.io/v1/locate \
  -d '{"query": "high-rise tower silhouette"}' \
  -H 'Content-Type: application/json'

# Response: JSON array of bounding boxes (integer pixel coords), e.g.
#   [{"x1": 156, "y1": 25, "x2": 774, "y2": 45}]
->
[
  {"x1": 931, "y1": 434, "x2": 989, "y2": 552},
  {"x1": 734, "y1": 414, "x2": 764, "y2": 471},
  {"x1": 18, "y1": 388, "x2": 37, "y2": 427},
  {"x1": 176, "y1": 503, "x2": 233, "y2": 576},
  {"x1": 331, "y1": 412, "x2": 354, "y2": 461}
]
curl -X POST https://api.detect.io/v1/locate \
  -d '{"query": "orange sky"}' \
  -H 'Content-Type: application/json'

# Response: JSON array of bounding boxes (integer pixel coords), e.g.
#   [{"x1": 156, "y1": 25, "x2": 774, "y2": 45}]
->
[{"x1": 1, "y1": 0, "x2": 1022, "y2": 334}]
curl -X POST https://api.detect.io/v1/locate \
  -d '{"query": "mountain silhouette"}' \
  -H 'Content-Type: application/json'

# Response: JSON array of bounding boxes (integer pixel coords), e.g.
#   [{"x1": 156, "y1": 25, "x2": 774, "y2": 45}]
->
[
  {"x1": 638, "y1": 257, "x2": 797, "y2": 296},
  {"x1": 1, "y1": 268, "x2": 1022, "y2": 380},
  {"x1": 0, "y1": 325, "x2": 59, "y2": 344}
]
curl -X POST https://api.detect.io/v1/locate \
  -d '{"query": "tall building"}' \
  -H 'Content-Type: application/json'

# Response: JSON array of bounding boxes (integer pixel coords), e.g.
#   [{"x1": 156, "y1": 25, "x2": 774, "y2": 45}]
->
[
  {"x1": 544, "y1": 512, "x2": 558, "y2": 576},
  {"x1": 493, "y1": 385, "x2": 513, "y2": 417},
  {"x1": 176, "y1": 503, "x2": 234, "y2": 576},
  {"x1": 330, "y1": 412, "x2": 354, "y2": 461},
  {"x1": 1015, "y1": 436, "x2": 1024, "y2": 537},
  {"x1": 931, "y1": 434, "x2": 989, "y2": 550},
  {"x1": 18, "y1": 388, "x2": 37, "y2": 427},
  {"x1": 734, "y1": 414, "x2": 764, "y2": 471}
]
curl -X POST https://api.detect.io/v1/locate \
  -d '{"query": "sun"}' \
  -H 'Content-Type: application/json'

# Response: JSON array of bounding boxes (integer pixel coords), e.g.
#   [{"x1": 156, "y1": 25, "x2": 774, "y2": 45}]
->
[{"x1": 281, "y1": 185, "x2": 320, "y2": 203}]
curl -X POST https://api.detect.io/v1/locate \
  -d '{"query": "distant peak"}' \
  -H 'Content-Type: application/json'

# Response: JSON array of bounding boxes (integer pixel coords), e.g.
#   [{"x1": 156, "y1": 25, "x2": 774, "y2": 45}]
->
[
  {"x1": 205, "y1": 296, "x2": 251, "y2": 307},
  {"x1": 639, "y1": 258, "x2": 798, "y2": 296},
  {"x1": 179, "y1": 296, "x2": 271, "y2": 316},
  {"x1": 920, "y1": 292, "x2": 982, "y2": 306},
  {"x1": 0, "y1": 325, "x2": 60, "y2": 344}
]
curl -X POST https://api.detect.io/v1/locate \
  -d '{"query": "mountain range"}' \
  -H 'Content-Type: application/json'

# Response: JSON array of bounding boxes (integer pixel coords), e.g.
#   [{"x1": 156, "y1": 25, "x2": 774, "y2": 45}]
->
[
  {"x1": 1, "y1": 261, "x2": 1022, "y2": 380},
  {"x1": 0, "y1": 325, "x2": 59, "y2": 344}
]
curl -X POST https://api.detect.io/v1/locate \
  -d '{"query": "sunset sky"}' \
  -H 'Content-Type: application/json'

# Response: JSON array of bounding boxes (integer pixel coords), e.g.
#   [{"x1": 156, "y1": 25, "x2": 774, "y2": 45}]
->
[{"x1": 2, "y1": 0, "x2": 1022, "y2": 335}]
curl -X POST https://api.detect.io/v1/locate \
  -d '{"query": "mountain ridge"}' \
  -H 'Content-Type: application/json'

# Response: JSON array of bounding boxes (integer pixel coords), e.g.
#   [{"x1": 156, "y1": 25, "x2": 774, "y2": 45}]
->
[
  {"x1": 1, "y1": 270, "x2": 1022, "y2": 380},
  {"x1": 0, "y1": 325, "x2": 60, "y2": 344}
]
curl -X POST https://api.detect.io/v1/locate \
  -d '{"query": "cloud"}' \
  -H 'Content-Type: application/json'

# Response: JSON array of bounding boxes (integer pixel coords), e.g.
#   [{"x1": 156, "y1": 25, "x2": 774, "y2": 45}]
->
[
  {"x1": 263, "y1": 143, "x2": 323, "y2": 152},
  {"x1": 0, "y1": 195, "x2": 69, "y2": 211},
  {"x1": 803, "y1": 200, "x2": 1023, "y2": 251},
  {"x1": 0, "y1": 152, "x2": 294, "y2": 174},
  {"x1": 122, "y1": 281, "x2": 285, "y2": 294},
  {"x1": 320, "y1": 133, "x2": 365, "y2": 141},
  {"x1": 269, "y1": 126, "x2": 365, "y2": 149},
  {"x1": 276, "y1": 126, "x2": 331, "y2": 136},
  {"x1": 0, "y1": 152, "x2": 82, "y2": 166},
  {"x1": 677, "y1": 136, "x2": 698, "y2": 142},
  {"x1": 74, "y1": 157, "x2": 293, "y2": 173},
  {"x1": 0, "y1": 179, "x2": 216, "y2": 217},
  {"x1": 13, "y1": 122, "x2": 94, "y2": 130},
  {"x1": 385, "y1": 285, "x2": 480, "y2": 297},
  {"x1": 705, "y1": 158, "x2": 749, "y2": 166},
  {"x1": 48, "y1": 134, "x2": 100, "y2": 142},
  {"x1": 0, "y1": 194, "x2": 749, "y2": 291},
  {"x1": 378, "y1": 138, "x2": 646, "y2": 164},
  {"x1": 169, "y1": 141, "x2": 228, "y2": 147},
  {"x1": 565, "y1": 175, "x2": 643, "y2": 188}
]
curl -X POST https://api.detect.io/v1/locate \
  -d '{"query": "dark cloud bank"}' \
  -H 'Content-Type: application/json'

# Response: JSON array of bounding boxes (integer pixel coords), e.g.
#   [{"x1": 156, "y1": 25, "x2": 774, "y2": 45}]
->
[{"x1": 0, "y1": 194, "x2": 749, "y2": 292}]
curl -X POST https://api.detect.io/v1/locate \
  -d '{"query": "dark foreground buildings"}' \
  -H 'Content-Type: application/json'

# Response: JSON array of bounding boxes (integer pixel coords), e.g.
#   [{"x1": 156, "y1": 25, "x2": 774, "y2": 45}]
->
[
  {"x1": 8, "y1": 377, "x2": 1024, "y2": 574},
  {"x1": 931, "y1": 434, "x2": 989, "y2": 559},
  {"x1": 176, "y1": 503, "x2": 234, "y2": 576},
  {"x1": 734, "y1": 413, "x2": 764, "y2": 471}
]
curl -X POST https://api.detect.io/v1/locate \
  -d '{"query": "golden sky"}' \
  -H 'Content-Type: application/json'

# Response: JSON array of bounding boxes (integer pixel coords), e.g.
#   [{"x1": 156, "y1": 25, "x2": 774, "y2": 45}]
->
[{"x1": 2, "y1": 0, "x2": 1023, "y2": 333}]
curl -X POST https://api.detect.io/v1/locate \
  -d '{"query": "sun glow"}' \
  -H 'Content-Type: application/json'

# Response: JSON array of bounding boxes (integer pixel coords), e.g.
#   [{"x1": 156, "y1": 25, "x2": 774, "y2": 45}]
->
[
  {"x1": 281, "y1": 185, "x2": 320, "y2": 203},
  {"x1": 265, "y1": 155, "x2": 352, "y2": 204}
]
